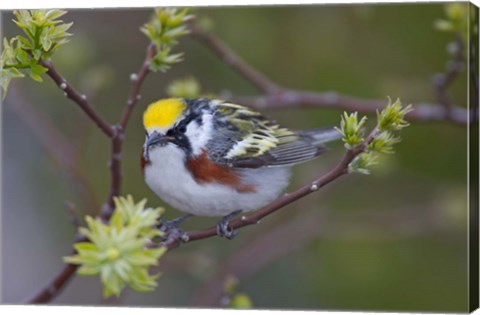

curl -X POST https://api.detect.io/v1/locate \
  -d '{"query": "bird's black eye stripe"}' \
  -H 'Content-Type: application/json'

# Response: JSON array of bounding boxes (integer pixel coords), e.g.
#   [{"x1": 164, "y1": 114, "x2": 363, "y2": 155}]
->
[
  {"x1": 166, "y1": 124, "x2": 186, "y2": 137},
  {"x1": 177, "y1": 125, "x2": 187, "y2": 134},
  {"x1": 176, "y1": 111, "x2": 198, "y2": 134}
]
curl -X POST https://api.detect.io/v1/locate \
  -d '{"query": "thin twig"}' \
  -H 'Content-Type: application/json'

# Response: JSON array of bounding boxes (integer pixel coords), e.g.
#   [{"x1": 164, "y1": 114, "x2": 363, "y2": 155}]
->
[
  {"x1": 39, "y1": 59, "x2": 115, "y2": 138},
  {"x1": 119, "y1": 43, "x2": 156, "y2": 130},
  {"x1": 106, "y1": 126, "x2": 123, "y2": 211}
]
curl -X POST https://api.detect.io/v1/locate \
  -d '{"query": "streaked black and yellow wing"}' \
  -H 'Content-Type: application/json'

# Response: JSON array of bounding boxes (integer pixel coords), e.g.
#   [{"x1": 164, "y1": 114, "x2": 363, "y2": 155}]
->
[{"x1": 208, "y1": 101, "x2": 340, "y2": 168}]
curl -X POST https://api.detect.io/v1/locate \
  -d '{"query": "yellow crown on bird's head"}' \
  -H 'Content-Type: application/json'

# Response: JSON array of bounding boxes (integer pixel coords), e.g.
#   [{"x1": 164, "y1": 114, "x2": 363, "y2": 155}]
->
[{"x1": 143, "y1": 98, "x2": 187, "y2": 133}]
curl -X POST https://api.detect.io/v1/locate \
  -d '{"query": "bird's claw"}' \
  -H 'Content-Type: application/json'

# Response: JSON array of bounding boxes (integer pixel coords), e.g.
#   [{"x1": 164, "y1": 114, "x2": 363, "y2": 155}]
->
[
  {"x1": 216, "y1": 221, "x2": 238, "y2": 239},
  {"x1": 157, "y1": 214, "x2": 192, "y2": 242},
  {"x1": 216, "y1": 210, "x2": 242, "y2": 240}
]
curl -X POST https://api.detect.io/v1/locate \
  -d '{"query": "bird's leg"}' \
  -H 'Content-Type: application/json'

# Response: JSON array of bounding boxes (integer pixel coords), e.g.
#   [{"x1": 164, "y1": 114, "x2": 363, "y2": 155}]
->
[
  {"x1": 157, "y1": 213, "x2": 193, "y2": 231},
  {"x1": 216, "y1": 210, "x2": 242, "y2": 240},
  {"x1": 157, "y1": 214, "x2": 193, "y2": 242}
]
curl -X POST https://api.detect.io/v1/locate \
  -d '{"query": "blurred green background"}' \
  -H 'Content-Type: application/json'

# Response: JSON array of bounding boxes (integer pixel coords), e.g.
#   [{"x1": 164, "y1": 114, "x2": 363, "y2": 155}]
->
[{"x1": 1, "y1": 3, "x2": 470, "y2": 312}]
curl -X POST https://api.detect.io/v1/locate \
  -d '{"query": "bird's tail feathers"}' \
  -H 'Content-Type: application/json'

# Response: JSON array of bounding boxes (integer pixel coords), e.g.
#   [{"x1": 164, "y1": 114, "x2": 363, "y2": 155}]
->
[{"x1": 299, "y1": 127, "x2": 342, "y2": 146}]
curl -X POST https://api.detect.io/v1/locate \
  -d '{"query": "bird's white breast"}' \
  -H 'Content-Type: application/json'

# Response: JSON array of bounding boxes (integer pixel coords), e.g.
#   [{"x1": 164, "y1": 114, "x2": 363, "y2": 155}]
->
[{"x1": 144, "y1": 144, "x2": 291, "y2": 217}]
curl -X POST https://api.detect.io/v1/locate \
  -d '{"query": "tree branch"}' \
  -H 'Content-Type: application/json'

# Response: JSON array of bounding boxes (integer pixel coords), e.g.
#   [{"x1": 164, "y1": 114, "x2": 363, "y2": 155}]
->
[
  {"x1": 39, "y1": 59, "x2": 115, "y2": 138},
  {"x1": 118, "y1": 43, "x2": 156, "y2": 130},
  {"x1": 191, "y1": 25, "x2": 471, "y2": 125},
  {"x1": 104, "y1": 126, "x2": 123, "y2": 212}
]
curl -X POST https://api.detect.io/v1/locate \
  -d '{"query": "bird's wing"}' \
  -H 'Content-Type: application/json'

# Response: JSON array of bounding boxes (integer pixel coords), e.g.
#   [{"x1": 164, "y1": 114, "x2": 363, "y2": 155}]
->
[{"x1": 208, "y1": 101, "x2": 338, "y2": 168}]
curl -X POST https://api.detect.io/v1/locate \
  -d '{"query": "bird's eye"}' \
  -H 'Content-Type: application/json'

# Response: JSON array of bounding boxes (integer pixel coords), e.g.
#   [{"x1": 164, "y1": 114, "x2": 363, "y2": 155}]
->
[{"x1": 177, "y1": 125, "x2": 187, "y2": 134}]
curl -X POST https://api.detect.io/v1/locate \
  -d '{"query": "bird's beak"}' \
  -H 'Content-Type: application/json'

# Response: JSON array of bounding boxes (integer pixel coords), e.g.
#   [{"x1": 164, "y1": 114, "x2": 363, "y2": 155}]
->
[
  {"x1": 146, "y1": 131, "x2": 166, "y2": 148},
  {"x1": 143, "y1": 131, "x2": 174, "y2": 160}
]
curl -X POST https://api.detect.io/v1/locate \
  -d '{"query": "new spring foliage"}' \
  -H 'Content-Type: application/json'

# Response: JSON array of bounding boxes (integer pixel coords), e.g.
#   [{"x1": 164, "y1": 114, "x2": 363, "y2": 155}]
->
[
  {"x1": 337, "y1": 98, "x2": 413, "y2": 175},
  {"x1": 64, "y1": 196, "x2": 166, "y2": 298},
  {"x1": 0, "y1": 10, "x2": 72, "y2": 96}
]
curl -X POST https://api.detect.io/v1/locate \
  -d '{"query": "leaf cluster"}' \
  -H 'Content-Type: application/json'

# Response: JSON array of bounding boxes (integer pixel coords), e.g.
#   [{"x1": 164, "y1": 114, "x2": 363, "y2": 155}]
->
[
  {"x1": 348, "y1": 151, "x2": 378, "y2": 175},
  {"x1": 376, "y1": 98, "x2": 413, "y2": 132},
  {"x1": 0, "y1": 10, "x2": 72, "y2": 97},
  {"x1": 64, "y1": 195, "x2": 166, "y2": 298},
  {"x1": 141, "y1": 8, "x2": 193, "y2": 72},
  {"x1": 338, "y1": 98, "x2": 412, "y2": 175},
  {"x1": 335, "y1": 111, "x2": 368, "y2": 149}
]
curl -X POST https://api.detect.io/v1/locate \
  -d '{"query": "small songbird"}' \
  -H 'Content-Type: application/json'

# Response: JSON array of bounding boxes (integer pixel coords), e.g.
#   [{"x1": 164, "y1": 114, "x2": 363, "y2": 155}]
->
[{"x1": 142, "y1": 98, "x2": 341, "y2": 238}]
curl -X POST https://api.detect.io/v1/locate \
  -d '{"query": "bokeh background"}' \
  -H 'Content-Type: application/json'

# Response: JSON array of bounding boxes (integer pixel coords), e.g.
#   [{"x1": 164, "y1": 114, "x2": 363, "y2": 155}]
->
[{"x1": 1, "y1": 3, "x2": 472, "y2": 312}]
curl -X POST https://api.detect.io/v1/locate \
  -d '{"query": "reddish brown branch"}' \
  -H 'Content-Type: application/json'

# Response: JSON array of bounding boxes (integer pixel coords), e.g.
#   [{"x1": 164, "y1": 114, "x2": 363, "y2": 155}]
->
[
  {"x1": 39, "y1": 59, "x2": 115, "y2": 138},
  {"x1": 106, "y1": 126, "x2": 123, "y2": 211},
  {"x1": 119, "y1": 43, "x2": 156, "y2": 130}
]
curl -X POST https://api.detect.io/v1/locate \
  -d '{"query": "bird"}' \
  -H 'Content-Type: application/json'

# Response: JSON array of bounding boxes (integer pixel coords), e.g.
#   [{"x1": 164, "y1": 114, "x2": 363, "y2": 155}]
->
[{"x1": 141, "y1": 98, "x2": 341, "y2": 239}]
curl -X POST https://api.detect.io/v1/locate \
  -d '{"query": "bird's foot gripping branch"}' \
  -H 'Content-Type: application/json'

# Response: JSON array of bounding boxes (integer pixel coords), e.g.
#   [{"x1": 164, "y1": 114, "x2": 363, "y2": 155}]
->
[{"x1": 64, "y1": 98, "x2": 412, "y2": 298}]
